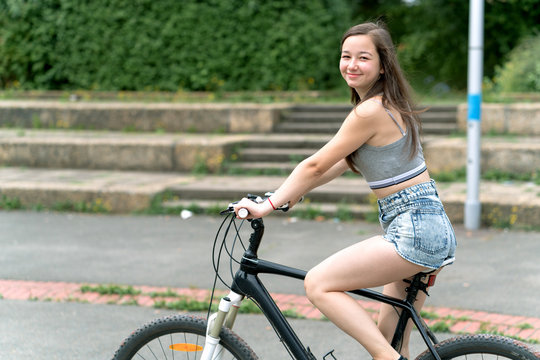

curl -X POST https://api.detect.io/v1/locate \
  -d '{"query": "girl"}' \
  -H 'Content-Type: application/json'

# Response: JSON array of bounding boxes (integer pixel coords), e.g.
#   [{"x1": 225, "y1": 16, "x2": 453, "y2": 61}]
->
[{"x1": 234, "y1": 22, "x2": 456, "y2": 360}]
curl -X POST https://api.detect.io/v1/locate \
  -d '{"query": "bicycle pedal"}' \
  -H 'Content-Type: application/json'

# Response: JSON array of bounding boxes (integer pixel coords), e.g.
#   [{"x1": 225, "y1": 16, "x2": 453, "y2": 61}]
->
[{"x1": 323, "y1": 349, "x2": 337, "y2": 359}]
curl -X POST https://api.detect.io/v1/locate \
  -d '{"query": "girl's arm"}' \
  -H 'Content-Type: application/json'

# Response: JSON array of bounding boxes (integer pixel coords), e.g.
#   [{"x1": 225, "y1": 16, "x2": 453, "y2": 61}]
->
[
  {"x1": 288, "y1": 159, "x2": 350, "y2": 207},
  {"x1": 234, "y1": 103, "x2": 378, "y2": 218}
]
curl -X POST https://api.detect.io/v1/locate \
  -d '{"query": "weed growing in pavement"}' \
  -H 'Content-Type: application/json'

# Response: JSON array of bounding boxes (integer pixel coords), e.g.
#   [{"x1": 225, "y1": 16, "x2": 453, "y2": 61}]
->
[
  {"x1": 476, "y1": 322, "x2": 539, "y2": 344},
  {"x1": 52, "y1": 198, "x2": 111, "y2": 213},
  {"x1": 432, "y1": 168, "x2": 467, "y2": 182},
  {"x1": 432, "y1": 167, "x2": 540, "y2": 185},
  {"x1": 148, "y1": 289, "x2": 182, "y2": 298},
  {"x1": 430, "y1": 321, "x2": 451, "y2": 333},
  {"x1": 121, "y1": 299, "x2": 139, "y2": 306},
  {"x1": 0, "y1": 195, "x2": 23, "y2": 210},
  {"x1": 293, "y1": 204, "x2": 324, "y2": 220},
  {"x1": 280, "y1": 308, "x2": 306, "y2": 319},
  {"x1": 153, "y1": 297, "x2": 215, "y2": 312},
  {"x1": 336, "y1": 202, "x2": 354, "y2": 222},
  {"x1": 484, "y1": 205, "x2": 519, "y2": 229},
  {"x1": 0, "y1": 195, "x2": 112, "y2": 214},
  {"x1": 65, "y1": 296, "x2": 89, "y2": 304},
  {"x1": 81, "y1": 284, "x2": 142, "y2": 296},
  {"x1": 237, "y1": 299, "x2": 263, "y2": 314},
  {"x1": 364, "y1": 194, "x2": 379, "y2": 223},
  {"x1": 483, "y1": 169, "x2": 540, "y2": 184},
  {"x1": 142, "y1": 190, "x2": 227, "y2": 216},
  {"x1": 420, "y1": 310, "x2": 439, "y2": 320}
]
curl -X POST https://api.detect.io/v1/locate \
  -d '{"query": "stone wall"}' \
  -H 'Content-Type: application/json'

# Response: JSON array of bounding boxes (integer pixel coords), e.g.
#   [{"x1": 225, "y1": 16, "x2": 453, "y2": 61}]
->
[
  {"x1": 457, "y1": 103, "x2": 540, "y2": 135},
  {"x1": 0, "y1": 101, "x2": 291, "y2": 134},
  {"x1": 423, "y1": 137, "x2": 540, "y2": 174}
]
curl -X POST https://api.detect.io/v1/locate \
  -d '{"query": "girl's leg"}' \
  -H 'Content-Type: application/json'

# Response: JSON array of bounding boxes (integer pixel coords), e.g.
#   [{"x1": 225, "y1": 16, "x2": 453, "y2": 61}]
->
[
  {"x1": 377, "y1": 270, "x2": 440, "y2": 359},
  {"x1": 304, "y1": 236, "x2": 428, "y2": 360}
]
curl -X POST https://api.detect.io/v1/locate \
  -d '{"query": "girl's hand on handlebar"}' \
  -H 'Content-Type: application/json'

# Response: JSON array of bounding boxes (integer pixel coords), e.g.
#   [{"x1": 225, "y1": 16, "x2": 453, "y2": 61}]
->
[{"x1": 233, "y1": 197, "x2": 274, "y2": 219}]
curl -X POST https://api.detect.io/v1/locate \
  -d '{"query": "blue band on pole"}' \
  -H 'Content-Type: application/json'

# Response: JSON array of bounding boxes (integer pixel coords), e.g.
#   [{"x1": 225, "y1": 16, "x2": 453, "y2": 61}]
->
[{"x1": 468, "y1": 93, "x2": 482, "y2": 121}]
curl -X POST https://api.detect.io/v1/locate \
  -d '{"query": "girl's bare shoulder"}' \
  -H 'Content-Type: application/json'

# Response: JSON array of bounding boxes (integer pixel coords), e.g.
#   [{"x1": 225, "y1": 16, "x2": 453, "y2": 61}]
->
[{"x1": 349, "y1": 98, "x2": 386, "y2": 122}]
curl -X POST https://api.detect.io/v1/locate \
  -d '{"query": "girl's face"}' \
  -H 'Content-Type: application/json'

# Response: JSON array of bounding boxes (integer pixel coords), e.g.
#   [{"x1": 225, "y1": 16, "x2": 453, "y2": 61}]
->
[{"x1": 340, "y1": 35, "x2": 384, "y2": 97}]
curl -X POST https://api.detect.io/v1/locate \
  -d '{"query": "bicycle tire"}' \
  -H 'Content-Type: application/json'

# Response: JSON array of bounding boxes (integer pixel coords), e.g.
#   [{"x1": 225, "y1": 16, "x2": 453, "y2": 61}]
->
[
  {"x1": 416, "y1": 334, "x2": 539, "y2": 360},
  {"x1": 112, "y1": 314, "x2": 259, "y2": 360}
]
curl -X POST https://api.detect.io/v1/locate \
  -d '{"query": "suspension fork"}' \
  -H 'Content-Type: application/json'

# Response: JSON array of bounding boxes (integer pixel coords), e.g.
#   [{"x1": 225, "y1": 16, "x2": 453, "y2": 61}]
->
[{"x1": 201, "y1": 290, "x2": 244, "y2": 360}]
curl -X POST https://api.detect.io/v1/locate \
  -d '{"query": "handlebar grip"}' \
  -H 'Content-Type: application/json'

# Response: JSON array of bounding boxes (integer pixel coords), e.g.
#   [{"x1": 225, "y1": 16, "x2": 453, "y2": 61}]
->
[{"x1": 237, "y1": 208, "x2": 249, "y2": 219}]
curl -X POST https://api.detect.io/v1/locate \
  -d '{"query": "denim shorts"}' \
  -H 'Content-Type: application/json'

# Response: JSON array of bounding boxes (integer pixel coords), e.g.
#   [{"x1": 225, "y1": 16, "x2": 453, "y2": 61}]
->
[{"x1": 378, "y1": 180, "x2": 456, "y2": 269}]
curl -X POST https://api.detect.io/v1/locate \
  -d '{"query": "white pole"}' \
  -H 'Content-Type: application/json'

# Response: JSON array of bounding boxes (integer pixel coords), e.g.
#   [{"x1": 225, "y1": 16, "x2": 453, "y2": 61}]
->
[{"x1": 465, "y1": 0, "x2": 484, "y2": 230}]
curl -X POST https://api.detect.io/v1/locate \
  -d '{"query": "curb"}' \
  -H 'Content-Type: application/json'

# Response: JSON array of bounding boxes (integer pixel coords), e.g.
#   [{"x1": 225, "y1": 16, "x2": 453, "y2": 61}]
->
[{"x1": 1, "y1": 279, "x2": 538, "y2": 343}]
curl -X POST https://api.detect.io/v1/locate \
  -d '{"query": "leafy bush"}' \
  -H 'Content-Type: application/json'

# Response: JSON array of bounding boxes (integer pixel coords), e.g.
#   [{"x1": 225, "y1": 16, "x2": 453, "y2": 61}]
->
[
  {"x1": 492, "y1": 34, "x2": 540, "y2": 93},
  {"x1": 0, "y1": 0, "x2": 349, "y2": 91}
]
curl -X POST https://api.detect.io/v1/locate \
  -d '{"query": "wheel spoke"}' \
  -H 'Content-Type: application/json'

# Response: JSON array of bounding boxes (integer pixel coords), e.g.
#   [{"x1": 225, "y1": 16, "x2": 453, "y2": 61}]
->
[{"x1": 157, "y1": 337, "x2": 168, "y2": 360}]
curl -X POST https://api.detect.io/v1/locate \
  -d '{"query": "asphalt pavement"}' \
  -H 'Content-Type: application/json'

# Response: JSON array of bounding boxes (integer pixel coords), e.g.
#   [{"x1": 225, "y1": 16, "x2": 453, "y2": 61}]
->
[{"x1": 0, "y1": 211, "x2": 539, "y2": 359}]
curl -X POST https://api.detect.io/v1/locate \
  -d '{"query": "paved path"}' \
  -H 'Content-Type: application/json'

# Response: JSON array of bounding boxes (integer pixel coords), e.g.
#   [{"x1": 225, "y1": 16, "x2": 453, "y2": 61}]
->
[{"x1": 0, "y1": 211, "x2": 539, "y2": 359}]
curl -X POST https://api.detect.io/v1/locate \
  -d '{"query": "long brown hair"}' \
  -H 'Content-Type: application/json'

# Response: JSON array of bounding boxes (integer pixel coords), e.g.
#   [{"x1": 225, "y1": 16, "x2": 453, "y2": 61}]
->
[{"x1": 342, "y1": 22, "x2": 423, "y2": 173}]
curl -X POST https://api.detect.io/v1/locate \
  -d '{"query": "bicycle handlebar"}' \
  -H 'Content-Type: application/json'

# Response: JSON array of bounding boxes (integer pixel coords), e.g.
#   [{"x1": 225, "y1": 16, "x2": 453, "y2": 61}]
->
[{"x1": 221, "y1": 192, "x2": 302, "y2": 218}]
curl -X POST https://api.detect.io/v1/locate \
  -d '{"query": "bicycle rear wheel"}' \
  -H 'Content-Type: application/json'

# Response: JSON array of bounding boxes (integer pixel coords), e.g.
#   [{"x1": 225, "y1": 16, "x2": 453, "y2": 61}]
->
[
  {"x1": 112, "y1": 314, "x2": 258, "y2": 360},
  {"x1": 416, "y1": 334, "x2": 538, "y2": 360}
]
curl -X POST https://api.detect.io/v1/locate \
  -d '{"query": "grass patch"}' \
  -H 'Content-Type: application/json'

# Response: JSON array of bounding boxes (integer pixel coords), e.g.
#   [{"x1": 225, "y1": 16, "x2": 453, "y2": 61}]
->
[
  {"x1": 81, "y1": 284, "x2": 141, "y2": 296},
  {"x1": 432, "y1": 167, "x2": 540, "y2": 185},
  {"x1": 0, "y1": 195, "x2": 23, "y2": 210},
  {"x1": 420, "y1": 310, "x2": 440, "y2": 320},
  {"x1": 432, "y1": 168, "x2": 467, "y2": 182},
  {"x1": 148, "y1": 289, "x2": 182, "y2": 298},
  {"x1": 293, "y1": 205, "x2": 324, "y2": 220},
  {"x1": 335, "y1": 202, "x2": 354, "y2": 222},
  {"x1": 363, "y1": 194, "x2": 380, "y2": 223},
  {"x1": 430, "y1": 321, "x2": 451, "y2": 333},
  {"x1": 141, "y1": 190, "x2": 226, "y2": 216},
  {"x1": 483, "y1": 169, "x2": 540, "y2": 184},
  {"x1": 0, "y1": 194, "x2": 113, "y2": 214},
  {"x1": 51, "y1": 198, "x2": 111, "y2": 213},
  {"x1": 516, "y1": 323, "x2": 534, "y2": 330}
]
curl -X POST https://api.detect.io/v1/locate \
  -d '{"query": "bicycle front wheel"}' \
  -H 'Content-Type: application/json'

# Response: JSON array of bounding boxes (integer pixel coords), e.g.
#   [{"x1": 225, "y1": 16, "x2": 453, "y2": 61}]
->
[
  {"x1": 112, "y1": 314, "x2": 258, "y2": 360},
  {"x1": 416, "y1": 334, "x2": 539, "y2": 360}
]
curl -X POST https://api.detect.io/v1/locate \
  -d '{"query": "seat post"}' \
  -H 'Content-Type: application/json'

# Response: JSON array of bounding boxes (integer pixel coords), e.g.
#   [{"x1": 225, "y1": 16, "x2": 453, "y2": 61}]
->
[{"x1": 390, "y1": 272, "x2": 433, "y2": 350}]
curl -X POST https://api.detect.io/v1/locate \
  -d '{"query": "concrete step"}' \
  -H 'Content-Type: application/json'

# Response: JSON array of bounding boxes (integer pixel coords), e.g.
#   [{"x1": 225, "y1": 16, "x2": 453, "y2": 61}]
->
[
  {"x1": 162, "y1": 198, "x2": 376, "y2": 220},
  {"x1": 278, "y1": 104, "x2": 458, "y2": 135},
  {"x1": 239, "y1": 148, "x2": 315, "y2": 162},
  {"x1": 225, "y1": 162, "x2": 295, "y2": 175},
  {"x1": 419, "y1": 112, "x2": 458, "y2": 123},
  {"x1": 422, "y1": 122, "x2": 459, "y2": 135},
  {"x1": 166, "y1": 175, "x2": 372, "y2": 204},
  {"x1": 1, "y1": 167, "x2": 539, "y2": 228},
  {"x1": 274, "y1": 122, "x2": 341, "y2": 133},
  {"x1": 1, "y1": 130, "x2": 537, "y2": 176},
  {"x1": 232, "y1": 134, "x2": 540, "y2": 176},
  {"x1": 281, "y1": 112, "x2": 348, "y2": 123},
  {"x1": 241, "y1": 134, "x2": 329, "y2": 149},
  {"x1": 0, "y1": 100, "x2": 290, "y2": 134},
  {"x1": 290, "y1": 104, "x2": 352, "y2": 113},
  {"x1": 281, "y1": 111, "x2": 457, "y2": 124},
  {"x1": 288, "y1": 104, "x2": 457, "y2": 113},
  {"x1": 0, "y1": 129, "x2": 245, "y2": 172}
]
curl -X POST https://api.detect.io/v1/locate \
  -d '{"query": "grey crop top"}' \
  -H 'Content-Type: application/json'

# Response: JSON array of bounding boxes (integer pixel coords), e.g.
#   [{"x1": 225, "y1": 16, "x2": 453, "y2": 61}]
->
[{"x1": 350, "y1": 104, "x2": 426, "y2": 189}]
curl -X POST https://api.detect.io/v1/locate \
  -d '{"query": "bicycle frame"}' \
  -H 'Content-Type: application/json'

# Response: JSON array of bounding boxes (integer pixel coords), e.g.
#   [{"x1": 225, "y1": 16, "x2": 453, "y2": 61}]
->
[{"x1": 202, "y1": 217, "x2": 442, "y2": 360}]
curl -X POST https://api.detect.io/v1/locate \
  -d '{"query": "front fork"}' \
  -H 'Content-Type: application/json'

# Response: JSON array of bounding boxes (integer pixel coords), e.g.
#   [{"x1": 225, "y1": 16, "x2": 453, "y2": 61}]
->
[{"x1": 201, "y1": 291, "x2": 245, "y2": 360}]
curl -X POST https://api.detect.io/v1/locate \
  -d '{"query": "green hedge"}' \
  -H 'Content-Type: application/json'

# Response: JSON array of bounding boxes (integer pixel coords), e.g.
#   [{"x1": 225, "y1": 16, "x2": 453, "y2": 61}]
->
[
  {"x1": 492, "y1": 34, "x2": 540, "y2": 93},
  {"x1": 0, "y1": 0, "x2": 350, "y2": 91}
]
